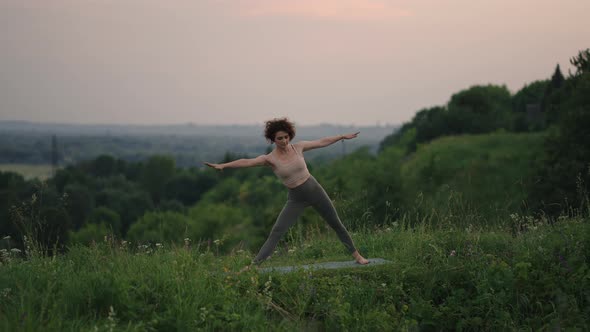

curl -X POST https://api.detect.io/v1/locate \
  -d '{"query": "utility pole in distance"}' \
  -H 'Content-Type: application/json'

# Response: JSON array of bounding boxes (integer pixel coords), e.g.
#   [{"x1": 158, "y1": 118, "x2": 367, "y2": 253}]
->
[{"x1": 51, "y1": 134, "x2": 59, "y2": 176}]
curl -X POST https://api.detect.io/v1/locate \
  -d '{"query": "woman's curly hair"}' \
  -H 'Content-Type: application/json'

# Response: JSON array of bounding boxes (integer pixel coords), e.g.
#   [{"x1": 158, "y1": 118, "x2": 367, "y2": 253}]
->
[{"x1": 264, "y1": 118, "x2": 296, "y2": 143}]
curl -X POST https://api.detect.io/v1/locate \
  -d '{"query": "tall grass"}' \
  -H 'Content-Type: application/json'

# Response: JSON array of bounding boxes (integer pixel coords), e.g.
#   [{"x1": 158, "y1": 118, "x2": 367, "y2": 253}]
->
[{"x1": 1, "y1": 213, "x2": 589, "y2": 331}]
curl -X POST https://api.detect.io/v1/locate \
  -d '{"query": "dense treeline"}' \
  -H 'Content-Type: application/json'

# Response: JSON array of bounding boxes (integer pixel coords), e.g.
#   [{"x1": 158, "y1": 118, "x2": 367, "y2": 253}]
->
[
  {"x1": 530, "y1": 50, "x2": 590, "y2": 215},
  {"x1": 1, "y1": 49, "x2": 588, "y2": 256},
  {"x1": 380, "y1": 49, "x2": 590, "y2": 217},
  {"x1": 379, "y1": 76, "x2": 551, "y2": 153}
]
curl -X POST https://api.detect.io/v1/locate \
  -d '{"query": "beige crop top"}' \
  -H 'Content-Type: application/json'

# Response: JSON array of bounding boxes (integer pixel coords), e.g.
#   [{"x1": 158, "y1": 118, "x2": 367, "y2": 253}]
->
[{"x1": 268, "y1": 144, "x2": 311, "y2": 188}]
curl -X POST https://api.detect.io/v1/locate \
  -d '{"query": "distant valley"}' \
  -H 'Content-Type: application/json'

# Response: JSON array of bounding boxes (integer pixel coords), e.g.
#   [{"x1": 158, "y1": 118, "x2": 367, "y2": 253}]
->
[{"x1": 0, "y1": 121, "x2": 398, "y2": 168}]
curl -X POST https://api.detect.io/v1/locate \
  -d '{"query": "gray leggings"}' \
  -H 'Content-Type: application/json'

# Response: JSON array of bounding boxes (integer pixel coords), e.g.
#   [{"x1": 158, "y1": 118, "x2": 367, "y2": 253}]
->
[{"x1": 253, "y1": 176, "x2": 357, "y2": 264}]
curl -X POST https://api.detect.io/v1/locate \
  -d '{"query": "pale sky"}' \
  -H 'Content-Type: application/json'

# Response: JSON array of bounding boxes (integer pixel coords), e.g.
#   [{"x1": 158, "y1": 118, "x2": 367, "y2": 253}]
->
[{"x1": 0, "y1": 0, "x2": 588, "y2": 126}]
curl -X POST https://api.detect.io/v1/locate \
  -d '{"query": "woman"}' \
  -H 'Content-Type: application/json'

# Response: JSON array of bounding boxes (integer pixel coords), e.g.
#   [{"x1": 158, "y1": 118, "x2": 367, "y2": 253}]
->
[{"x1": 205, "y1": 118, "x2": 369, "y2": 267}]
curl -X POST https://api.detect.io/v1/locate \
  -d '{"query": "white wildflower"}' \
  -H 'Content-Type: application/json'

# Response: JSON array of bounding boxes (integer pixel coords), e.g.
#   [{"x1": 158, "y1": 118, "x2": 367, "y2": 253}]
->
[{"x1": 107, "y1": 305, "x2": 117, "y2": 331}]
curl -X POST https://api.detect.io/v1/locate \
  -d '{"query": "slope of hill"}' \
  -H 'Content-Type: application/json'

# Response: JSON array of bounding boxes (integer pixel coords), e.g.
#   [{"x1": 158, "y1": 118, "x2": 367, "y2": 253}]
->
[
  {"x1": 398, "y1": 131, "x2": 546, "y2": 226},
  {"x1": 1, "y1": 217, "x2": 587, "y2": 330}
]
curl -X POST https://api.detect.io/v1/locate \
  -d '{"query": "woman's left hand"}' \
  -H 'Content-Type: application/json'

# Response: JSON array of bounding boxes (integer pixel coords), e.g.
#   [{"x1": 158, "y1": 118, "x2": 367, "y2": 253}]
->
[{"x1": 342, "y1": 132, "x2": 360, "y2": 140}]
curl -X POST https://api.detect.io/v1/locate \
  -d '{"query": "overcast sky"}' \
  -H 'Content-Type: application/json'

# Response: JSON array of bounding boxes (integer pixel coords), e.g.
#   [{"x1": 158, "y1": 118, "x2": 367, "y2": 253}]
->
[{"x1": 0, "y1": 0, "x2": 588, "y2": 126}]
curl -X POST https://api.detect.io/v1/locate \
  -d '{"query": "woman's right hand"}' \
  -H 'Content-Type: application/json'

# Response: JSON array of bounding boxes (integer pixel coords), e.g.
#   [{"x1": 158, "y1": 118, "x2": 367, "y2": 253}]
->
[{"x1": 204, "y1": 162, "x2": 224, "y2": 171}]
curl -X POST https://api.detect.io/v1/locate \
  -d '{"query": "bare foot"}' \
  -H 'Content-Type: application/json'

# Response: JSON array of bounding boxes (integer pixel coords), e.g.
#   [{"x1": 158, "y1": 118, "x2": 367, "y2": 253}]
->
[
  {"x1": 352, "y1": 251, "x2": 370, "y2": 265},
  {"x1": 355, "y1": 257, "x2": 370, "y2": 265}
]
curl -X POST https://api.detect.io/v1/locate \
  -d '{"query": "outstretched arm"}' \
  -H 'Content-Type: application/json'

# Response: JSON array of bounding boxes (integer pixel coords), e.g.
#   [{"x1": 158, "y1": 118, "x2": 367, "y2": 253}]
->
[
  {"x1": 298, "y1": 132, "x2": 360, "y2": 152},
  {"x1": 204, "y1": 155, "x2": 268, "y2": 171}
]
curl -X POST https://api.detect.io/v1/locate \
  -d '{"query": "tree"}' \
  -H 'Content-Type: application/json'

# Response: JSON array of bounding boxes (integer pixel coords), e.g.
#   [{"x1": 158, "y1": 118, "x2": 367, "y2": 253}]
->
[
  {"x1": 541, "y1": 64, "x2": 566, "y2": 124},
  {"x1": 413, "y1": 106, "x2": 449, "y2": 143},
  {"x1": 511, "y1": 80, "x2": 549, "y2": 131},
  {"x1": 378, "y1": 107, "x2": 446, "y2": 154},
  {"x1": 531, "y1": 49, "x2": 590, "y2": 216},
  {"x1": 126, "y1": 211, "x2": 193, "y2": 244},
  {"x1": 91, "y1": 155, "x2": 118, "y2": 177},
  {"x1": 163, "y1": 171, "x2": 216, "y2": 205},
  {"x1": 87, "y1": 207, "x2": 122, "y2": 236},
  {"x1": 188, "y1": 203, "x2": 254, "y2": 250},
  {"x1": 63, "y1": 183, "x2": 95, "y2": 230},
  {"x1": 95, "y1": 187, "x2": 153, "y2": 236},
  {"x1": 69, "y1": 222, "x2": 111, "y2": 246},
  {"x1": 51, "y1": 166, "x2": 90, "y2": 193},
  {"x1": 569, "y1": 49, "x2": 590, "y2": 78},
  {"x1": 379, "y1": 85, "x2": 513, "y2": 154},
  {"x1": 379, "y1": 122, "x2": 414, "y2": 152},
  {"x1": 0, "y1": 172, "x2": 27, "y2": 239},
  {"x1": 446, "y1": 84, "x2": 512, "y2": 134},
  {"x1": 139, "y1": 155, "x2": 176, "y2": 204}
]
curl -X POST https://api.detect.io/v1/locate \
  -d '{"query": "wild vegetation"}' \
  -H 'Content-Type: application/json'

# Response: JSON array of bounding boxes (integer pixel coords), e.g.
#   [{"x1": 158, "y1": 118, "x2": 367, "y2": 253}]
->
[
  {"x1": 1, "y1": 214, "x2": 588, "y2": 331},
  {"x1": 0, "y1": 49, "x2": 589, "y2": 330}
]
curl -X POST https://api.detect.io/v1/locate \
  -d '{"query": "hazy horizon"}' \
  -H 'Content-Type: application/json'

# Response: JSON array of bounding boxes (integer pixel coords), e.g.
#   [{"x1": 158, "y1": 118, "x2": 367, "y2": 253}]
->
[
  {"x1": 1, "y1": 0, "x2": 588, "y2": 126},
  {"x1": 0, "y1": 119, "x2": 398, "y2": 128}
]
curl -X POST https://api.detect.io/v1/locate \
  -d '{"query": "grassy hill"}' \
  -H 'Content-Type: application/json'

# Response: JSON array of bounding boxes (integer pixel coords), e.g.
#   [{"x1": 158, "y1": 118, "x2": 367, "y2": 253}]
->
[
  {"x1": 398, "y1": 131, "x2": 545, "y2": 227},
  {"x1": 1, "y1": 217, "x2": 588, "y2": 331},
  {"x1": 2, "y1": 130, "x2": 589, "y2": 330}
]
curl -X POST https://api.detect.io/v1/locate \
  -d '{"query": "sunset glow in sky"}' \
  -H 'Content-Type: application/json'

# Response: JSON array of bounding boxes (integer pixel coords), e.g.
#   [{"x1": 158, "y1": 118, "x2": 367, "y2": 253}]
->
[
  {"x1": 235, "y1": 0, "x2": 412, "y2": 19},
  {"x1": 0, "y1": 0, "x2": 588, "y2": 126}
]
